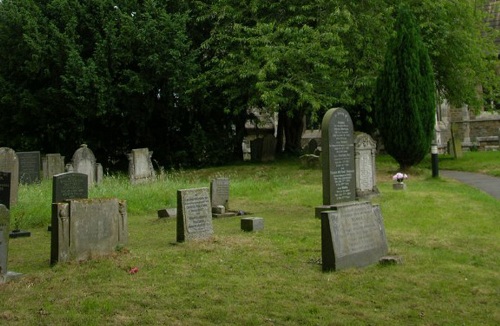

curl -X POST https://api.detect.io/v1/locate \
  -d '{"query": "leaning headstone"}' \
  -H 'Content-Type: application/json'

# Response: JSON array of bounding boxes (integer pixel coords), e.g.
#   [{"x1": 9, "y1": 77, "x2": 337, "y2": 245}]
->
[
  {"x1": 50, "y1": 198, "x2": 127, "y2": 265},
  {"x1": 17, "y1": 151, "x2": 41, "y2": 184},
  {"x1": 70, "y1": 144, "x2": 97, "y2": 187},
  {"x1": 0, "y1": 172, "x2": 11, "y2": 209},
  {"x1": 0, "y1": 147, "x2": 18, "y2": 207},
  {"x1": 450, "y1": 124, "x2": 463, "y2": 158},
  {"x1": 177, "y1": 188, "x2": 213, "y2": 242},
  {"x1": 321, "y1": 202, "x2": 388, "y2": 271},
  {"x1": 42, "y1": 153, "x2": 65, "y2": 179},
  {"x1": 0, "y1": 204, "x2": 22, "y2": 283},
  {"x1": 127, "y1": 148, "x2": 156, "y2": 184},
  {"x1": 52, "y1": 172, "x2": 89, "y2": 204},
  {"x1": 354, "y1": 133, "x2": 379, "y2": 199}
]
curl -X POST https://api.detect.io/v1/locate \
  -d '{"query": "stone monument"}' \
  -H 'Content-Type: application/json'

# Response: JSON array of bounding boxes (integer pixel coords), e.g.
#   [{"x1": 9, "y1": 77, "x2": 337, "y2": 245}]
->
[
  {"x1": 69, "y1": 144, "x2": 99, "y2": 187},
  {"x1": 1, "y1": 204, "x2": 22, "y2": 283},
  {"x1": 177, "y1": 188, "x2": 213, "y2": 242},
  {"x1": 42, "y1": 153, "x2": 65, "y2": 179},
  {"x1": 210, "y1": 178, "x2": 236, "y2": 217},
  {"x1": 317, "y1": 108, "x2": 388, "y2": 271},
  {"x1": 127, "y1": 148, "x2": 156, "y2": 184},
  {"x1": 354, "y1": 132, "x2": 379, "y2": 199},
  {"x1": 17, "y1": 151, "x2": 41, "y2": 184},
  {"x1": 0, "y1": 147, "x2": 18, "y2": 207}
]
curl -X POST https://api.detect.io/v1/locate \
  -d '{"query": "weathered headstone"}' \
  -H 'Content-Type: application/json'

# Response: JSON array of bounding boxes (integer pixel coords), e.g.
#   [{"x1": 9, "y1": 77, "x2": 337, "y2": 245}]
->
[
  {"x1": 17, "y1": 151, "x2": 41, "y2": 184},
  {"x1": 450, "y1": 124, "x2": 463, "y2": 158},
  {"x1": 42, "y1": 153, "x2": 65, "y2": 179},
  {"x1": 261, "y1": 134, "x2": 277, "y2": 162},
  {"x1": 177, "y1": 188, "x2": 213, "y2": 242},
  {"x1": 321, "y1": 108, "x2": 355, "y2": 206},
  {"x1": 127, "y1": 148, "x2": 156, "y2": 184},
  {"x1": 354, "y1": 133, "x2": 379, "y2": 199},
  {"x1": 70, "y1": 144, "x2": 97, "y2": 187},
  {"x1": 50, "y1": 198, "x2": 128, "y2": 265},
  {"x1": 0, "y1": 204, "x2": 22, "y2": 283},
  {"x1": 52, "y1": 172, "x2": 89, "y2": 204},
  {"x1": 321, "y1": 202, "x2": 388, "y2": 271},
  {"x1": 0, "y1": 147, "x2": 18, "y2": 207},
  {"x1": 0, "y1": 172, "x2": 11, "y2": 209}
]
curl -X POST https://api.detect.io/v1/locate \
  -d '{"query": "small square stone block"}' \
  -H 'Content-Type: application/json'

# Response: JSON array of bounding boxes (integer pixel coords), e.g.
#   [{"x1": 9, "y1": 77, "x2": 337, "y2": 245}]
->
[
  {"x1": 241, "y1": 217, "x2": 264, "y2": 232},
  {"x1": 392, "y1": 183, "x2": 406, "y2": 190}
]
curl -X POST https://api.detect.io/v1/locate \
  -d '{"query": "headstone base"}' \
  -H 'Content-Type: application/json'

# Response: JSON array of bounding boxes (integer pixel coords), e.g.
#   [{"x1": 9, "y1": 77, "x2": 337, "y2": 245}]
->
[
  {"x1": 0, "y1": 271, "x2": 23, "y2": 284},
  {"x1": 9, "y1": 230, "x2": 31, "y2": 238},
  {"x1": 241, "y1": 217, "x2": 264, "y2": 232},
  {"x1": 392, "y1": 183, "x2": 406, "y2": 190},
  {"x1": 315, "y1": 205, "x2": 334, "y2": 219}
]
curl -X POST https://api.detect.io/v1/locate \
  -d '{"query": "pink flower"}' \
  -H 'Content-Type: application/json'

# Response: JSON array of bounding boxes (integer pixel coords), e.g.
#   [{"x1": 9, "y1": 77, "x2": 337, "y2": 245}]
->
[{"x1": 128, "y1": 267, "x2": 139, "y2": 274}]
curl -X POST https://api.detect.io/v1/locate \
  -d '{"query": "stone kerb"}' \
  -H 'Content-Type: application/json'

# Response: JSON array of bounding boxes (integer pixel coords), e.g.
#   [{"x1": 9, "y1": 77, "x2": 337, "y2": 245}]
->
[
  {"x1": 354, "y1": 132, "x2": 379, "y2": 199},
  {"x1": 177, "y1": 188, "x2": 213, "y2": 242},
  {"x1": 50, "y1": 198, "x2": 127, "y2": 265},
  {"x1": 0, "y1": 147, "x2": 18, "y2": 207},
  {"x1": 321, "y1": 108, "x2": 356, "y2": 206}
]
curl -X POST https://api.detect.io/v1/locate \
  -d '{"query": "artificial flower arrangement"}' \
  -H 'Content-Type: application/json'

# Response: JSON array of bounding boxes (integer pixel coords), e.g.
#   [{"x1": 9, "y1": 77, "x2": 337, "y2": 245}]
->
[{"x1": 392, "y1": 172, "x2": 408, "y2": 183}]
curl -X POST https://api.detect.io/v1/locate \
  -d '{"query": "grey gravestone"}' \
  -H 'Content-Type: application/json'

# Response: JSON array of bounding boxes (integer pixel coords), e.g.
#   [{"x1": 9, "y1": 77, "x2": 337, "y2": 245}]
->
[
  {"x1": 42, "y1": 153, "x2": 65, "y2": 179},
  {"x1": 321, "y1": 108, "x2": 355, "y2": 206},
  {"x1": 354, "y1": 133, "x2": 379, "y2": 198},
  {"x1": 70, "y1": 144, "x2": 97, "y2": 187},
  {"x1": 127, "y1": 148, "x2": 156, "y2": 184},
  {"x1": 50, "y1": 198, "x2": 127, "y2": 264},
  {"x1": 0, "y1": 147, "x2": 18, "y2": 207},
  {"x1": 52, "y1": 172, "x2": 89, "y2": 203},
  {"x1": 17, "y1": 151, "x2": 41, "y2": 184},
  {"x1": 0, "y1": 172, "x2": 11, "y2": 209},
  {"x1": 321, "y1": 201, "x2": 388, "y2": 271},
  {"x1": 241, "y1": 217, "x2": 264, "y2": 232},
  {"x1": 177, "y1": 188, "x2": 213, "y2": 242},
  {"x1": 0, "y1": 204, "x2": 22, "y2": 283},
  {"x1": 211, "y1": 178, "x2": 230, "y2": 209}
]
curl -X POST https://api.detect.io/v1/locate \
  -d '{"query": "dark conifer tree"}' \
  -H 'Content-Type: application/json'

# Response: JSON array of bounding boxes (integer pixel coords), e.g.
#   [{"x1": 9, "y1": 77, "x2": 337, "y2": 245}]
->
[{"x1": 374, "y1": 4, "x2": 436, "y2": 170}]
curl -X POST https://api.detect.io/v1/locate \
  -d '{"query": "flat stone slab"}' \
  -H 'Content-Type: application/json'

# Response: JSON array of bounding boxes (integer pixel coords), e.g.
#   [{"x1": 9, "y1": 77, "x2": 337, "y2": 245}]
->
[{"x1": 158, "y1": 208, "x2": 177, "y2": 218}]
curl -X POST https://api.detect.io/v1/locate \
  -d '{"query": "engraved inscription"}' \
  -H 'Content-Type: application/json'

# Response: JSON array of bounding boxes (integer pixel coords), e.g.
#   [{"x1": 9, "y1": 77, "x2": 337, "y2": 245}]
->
[
  {"x1": 182, "y1": 189, "x2": 212, "y2": 234},
  {"x1": 359, "y1": 151, "x2": 373, "y2": 190},
  {"x1": 53, "y1": 173, "x2": 88, "y2": 203}
]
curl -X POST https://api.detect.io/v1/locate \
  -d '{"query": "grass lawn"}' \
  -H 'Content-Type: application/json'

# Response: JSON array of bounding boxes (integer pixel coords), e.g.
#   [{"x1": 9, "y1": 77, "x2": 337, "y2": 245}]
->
[{"x1": 1, "y1": 153, "x2": 499, "y2": 325}]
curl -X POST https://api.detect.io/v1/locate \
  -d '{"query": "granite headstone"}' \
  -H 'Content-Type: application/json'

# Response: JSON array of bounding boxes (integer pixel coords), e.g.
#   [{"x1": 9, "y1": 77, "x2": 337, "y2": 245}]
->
[
  {"x1": 17, "y1": 151, "x2": 41, "y2": 184},
  {"x1": 177, "y1": 188, "x2": 213, "y2": 242}
]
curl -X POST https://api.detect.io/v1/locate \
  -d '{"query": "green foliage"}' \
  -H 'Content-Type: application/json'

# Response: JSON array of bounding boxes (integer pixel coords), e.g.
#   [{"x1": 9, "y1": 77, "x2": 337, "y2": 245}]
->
[{"x1": 374, "y1": 4, "x2": 436, "y2": 170}]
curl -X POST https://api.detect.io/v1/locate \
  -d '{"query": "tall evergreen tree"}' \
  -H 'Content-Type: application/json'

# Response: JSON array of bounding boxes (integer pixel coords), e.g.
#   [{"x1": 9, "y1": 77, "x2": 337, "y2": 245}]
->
[{"x1": 374, "y1": 4, "x2": 436, "y2": 170}]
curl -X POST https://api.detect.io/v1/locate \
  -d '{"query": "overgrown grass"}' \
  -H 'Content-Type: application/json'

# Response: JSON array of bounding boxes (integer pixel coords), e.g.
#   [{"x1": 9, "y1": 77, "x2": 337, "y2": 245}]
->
[{"x1": 2, "y1": 154, "x2": 499, "y2": 325}]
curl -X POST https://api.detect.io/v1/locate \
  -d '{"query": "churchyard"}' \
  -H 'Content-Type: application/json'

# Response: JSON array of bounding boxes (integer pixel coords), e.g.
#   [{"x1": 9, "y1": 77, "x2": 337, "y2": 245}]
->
[{"x1": 0, "y1": 149, "x2": 498, "y2": 325}]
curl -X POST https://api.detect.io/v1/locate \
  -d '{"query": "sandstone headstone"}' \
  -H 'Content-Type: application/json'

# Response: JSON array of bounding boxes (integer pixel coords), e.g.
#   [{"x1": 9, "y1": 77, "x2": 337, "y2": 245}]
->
[
  {"x1": 52, "y1": 172, "x2": 89, "y2": 204},
  {"x1": 42, "y1": 153, "x2": 65, "y2": 179},
  {"x1": 127, "y1": 148, "x2": 156, "y2": 184},
  {"x1": 210, "y1": 178, "x2": 230, "y2": 209},
  {"x1": 50, "y1": 198, "x2": 127, "y2": 264},
  {"x1": 321, "y1": 108, "x2": 355, "y2": 206},
  {"x1": 17, "y1": 151, "x2": 41, "y2": 184},
  {"x1": 354, "y1": 133, "x2": 379, "y2": 198},
  {"x1": 321, "y1": 201, "x2": 388, "y2": 271},
  {"x1": 0, "y1": 147, "x2": 18, "y2": 207},
  {"x1": 70, "y1": 144, "x2": 97, "y2": 187},
  {"x1": 0, "y1": 172, "x2": 11, "y2": 209},
  {"x1": 177, "y1": 188, "x2": 213, "y2": 242}
]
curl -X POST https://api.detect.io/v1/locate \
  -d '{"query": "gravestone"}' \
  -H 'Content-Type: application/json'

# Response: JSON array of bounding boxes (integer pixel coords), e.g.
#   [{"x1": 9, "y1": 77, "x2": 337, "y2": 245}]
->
[
  {"x1": 42, "y1": 153, "x2": 65, "y2": 179},
  {"x1": 0, "y1": 172, "x2": 11, "y2": 209},
  {"x1": 52, "y1": 172, "x2": 89, "y2": 204},
  {"x1": 17, "y1": 151, "x2": 41, "y2": 184},
  {"x1": 0, "y1": 147, "x2": 18, "y2": 207},
  {"x1": 0, "y1": 204, "x2": 22, "y2": 283},
  {"x1": 261, "y1": 134, "x2": 277, "y2": 162},
  {"x1": 321, "y1": 202, "x2": 388, "y2": 271},
  {"x1": 70, "y1": 144, "x2": 97, "y2": 187},
  {"x1": 321, "y1": 108, "x2": 355, "y2": 206},
  {"x1": 50, "y1": 198, "x2": 128, "y2": 265},
  {"x1": 354, "y1": 133, "x2": 379, "y2": 199},
  {"x1": 127, "y1": 148, "x2": 156, "y2": 184},
  {"x1": 177, "y1": 188, "x2": 213, "y2": 242},
  {"x1": 210, "y1": 178, "x2": 236, "y2": 217}
]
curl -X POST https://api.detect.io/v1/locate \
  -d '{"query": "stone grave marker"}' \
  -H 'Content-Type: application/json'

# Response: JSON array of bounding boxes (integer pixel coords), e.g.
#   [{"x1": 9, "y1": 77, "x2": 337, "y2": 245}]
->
[
  {"x1": 210, "y1": 178, "x2": 236, "y2": 217},
  {"x1": 354, "y1": 132, "x2": 379, "y2": 199},
  {"x1": 42, "y1": 153, "x2": 65, "y2": 179},
  {"x1": 321, "y1": 201, "x2": 388, "y2": 271},
  {"x1": 321, "y1": 108, "x2": 355, "y2": 205},
  {"x1": 0, "y1": 172, "x2": 11, "y2": 209},
  {"x1": 0, "y1": 204, "x2": 22, "y2": 283},
  {"x1": 50, "y1": 198, "x2": 127, "y2": 265},
  {"x1": 70, "y1": 144, "x2": 97, "y2": 187},
  {"x1": 127, "y1": 148, "x2": 156, "y2": 184},
  {"x1": 261, "y1": 134, "x2": 277, "y2": 162},
  {"x1": 0, "y1": 147, "x2": 18, "y2": 207},
  {"x1": 17, "y1": 151, "x2": 41, "y2": 184},
  {"x1": 52, "y1": 172, "x2": 89, "y2": 204},
  {"x1": 177, "y1": 188, "x2": 213, "y2": 242}
]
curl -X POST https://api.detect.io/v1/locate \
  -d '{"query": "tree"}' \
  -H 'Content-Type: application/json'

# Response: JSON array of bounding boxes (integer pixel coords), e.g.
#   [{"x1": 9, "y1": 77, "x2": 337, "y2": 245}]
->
[{"x1": 374, "y1": 4, "x2": 436, "y2": 170}]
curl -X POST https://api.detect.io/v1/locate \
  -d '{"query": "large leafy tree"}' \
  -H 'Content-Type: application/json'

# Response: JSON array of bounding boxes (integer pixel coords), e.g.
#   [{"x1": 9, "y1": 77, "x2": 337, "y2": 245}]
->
[{"x1": 374, "y1": 4, "x2": 436, "y2": 170}]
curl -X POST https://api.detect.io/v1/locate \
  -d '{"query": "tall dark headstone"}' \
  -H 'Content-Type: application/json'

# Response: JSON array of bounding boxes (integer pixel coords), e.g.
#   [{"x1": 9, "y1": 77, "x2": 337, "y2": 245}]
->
[
  {"x1": 321, "y1": 108, "x2": 355, "y2": 205},
  {"x1": 0, "y1": 147, "x2": 18, "y2": 207},
  {"x1": 0, "y1": 172, "x2": 10, "y2": 209},
  {"x1": 17, "y1": 151, "x2": 41, "y2": 184},
  {"x1": 177, "y1": 188, "x2": 213, "y2": 242}
]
